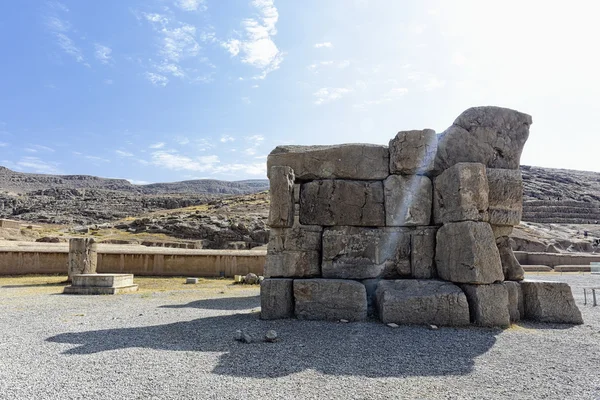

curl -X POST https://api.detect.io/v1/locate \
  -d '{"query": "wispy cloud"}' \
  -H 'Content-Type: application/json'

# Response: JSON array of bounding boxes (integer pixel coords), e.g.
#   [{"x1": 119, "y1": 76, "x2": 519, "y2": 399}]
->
[
  {"x1": 174, "y1": 0, "x2": 207, "y2": 12},
  {"x1": 149, "y1": 142, "x2": 166, "y2": 149},
  {"x1": 0, "y1": 142, "x2": 8, "y2": 147},
  {"x1": 127, "y1": 178, "x2": 150, "y2": 185},
  {"x1": 353, "y1": 87, "x2": 409, "y2": 109},
  {"x1": 314, "y1": 42, "x2": 333, "y2": 48},
  {"x1": 151, "y1": 150, "x2": 219, "y2": 172},
  {"x1": 116, "y1": 150, "x2": 134, "y2": 157},
  {"x1": 24, "y1": 145, "x2": 55, "y2": 153},
  {"x1": 424, "y1": 77, "x2": 446, "y2": 91},
  {"x1": 95, "y1": 44, "x2": 113, "y2": 64},
  {"x1": 220, "y1": 135, "x2": 235, "y2": 143},
  {"x1": 308, "y1": 60, "x2": 350, "y2": 73},
  {"x1": 145, "y1": 72, "x2": 169, "y2": 87},
  {"x1": 17, "y1": 157, "x2": 61, "y2": 174},
  {"x1": 313, "y1": 87, "x2": 352, "y2": 105},
  {"x1": 176, "y1": 136, "x2": 190, "y2": 145},
  {"x1": 45, "y1": 6, "x2": 88, "y2": 66},
  {"x1": 223, "y1": 0, "x2": 284, "y2": 79}
]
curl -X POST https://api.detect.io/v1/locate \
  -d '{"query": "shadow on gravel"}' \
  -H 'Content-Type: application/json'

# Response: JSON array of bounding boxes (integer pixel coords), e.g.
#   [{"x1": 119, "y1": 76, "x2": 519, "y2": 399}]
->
[
  {"x1": 47, "y1": 312, "x2": 500, "y2": 378},
  {"x1": 2, "y1": 282, "x2": 67, "y2": 288},
  {"x1": 159, "y1": 295, "x2": 260, "y2": 311}
]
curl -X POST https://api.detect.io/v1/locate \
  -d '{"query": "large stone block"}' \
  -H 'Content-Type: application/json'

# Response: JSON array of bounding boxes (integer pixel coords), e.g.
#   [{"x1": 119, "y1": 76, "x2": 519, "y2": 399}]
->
[
  {"x1": 268, "y1": 144, "x2": 389, "y2": 181},
  {"x1": 411, "y1": 227, "x2": 437, "y2": 278},
  {"x1": 496, "y1": 236, "x2": 524, "y2": 281},
  {"x1": 521, "y1": 281, "x2": 583, "y2": 324},
  {"x1": 299, "y1": 180, "x2": 385, "y2": 226},
  {"x1": 434, "y1": 106, "x2": 532, "y2": 171},
  {"x1": 461, "y1": 284, "x2": 510, "y2": 327},
  {"x1": 267, "y1": 226, "x2": 322, "y2": 253},
  {"x1": 433, "y1": 163, "x2": 489, "y2": 224},
  {"x1": 68, "y1": 238, "x2": 97, "y2": 281},
  {"x1": 261, "y1": 278, "x2": 294, "y2": 320},
  {"x1": 491, "y1": 225, "x2": 513, "y2": 239},
  {"x1": 264, "y1": 251, "x2": 320, "y2": 278},
  {"x1": 294, "y1": 279, "x2": 367, "y2": 321},
  {"x1": 435, "y1": 221, "x2": 504, "y2": 284},
  {"x1": 321, "y1": 227, "x2": 411, "y2": 279},
  {"x1": 389, "y1": 129, "x2": 437, "y2": 175},
  {"x1": 376, "y1": 280, "x2": 470, "y2": 326},
  {"x1": 268, "y1": 166, "x2": 295, "y2": 228},
  {"x1": 384, "y1": 175, "x2": 432, "y2": 226},
  {"x1": 487, "y1": 168, "x2": 523, "y2": 226},
  {"x1": 502, "y1": 281, "x2": 523, "y2": 322}
]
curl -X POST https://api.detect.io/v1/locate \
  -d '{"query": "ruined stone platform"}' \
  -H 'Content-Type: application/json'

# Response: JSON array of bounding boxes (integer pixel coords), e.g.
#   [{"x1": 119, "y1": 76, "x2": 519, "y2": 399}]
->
[{"x1": 63, "y1": 273, "x2": 138, "y2": 295}]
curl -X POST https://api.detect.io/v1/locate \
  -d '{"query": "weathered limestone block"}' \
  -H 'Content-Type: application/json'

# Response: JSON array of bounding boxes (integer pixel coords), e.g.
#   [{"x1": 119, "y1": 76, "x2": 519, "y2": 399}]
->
[
  {"x1": 384, "y1": 175, "x2": 432, "y2": 226},
  {"x1": 299, "y1": 180, "x2": 385, "y2": 226},
  {"x1": 461, "y1": 284, "x2": 510, "y2": 327},
  {"x1": 502, "y1": 281, "x2": 524, "y2": 322},
  {"x1": 376, "y1": 280, "x2": 470, "y2": 326},
  {"x1": 261, "y1": 279, "x2": 294, "y2": 320},
  {"x1": 411, "y1": 227, "x2": 437, "y2": 278},
  {"x1": 268, "y1": 166, "x2": 295, "y2": 228},
  {"x1": 268, "y1": 144, "x2": 389, "y2": 181},
  {"x1": 268, "y1": 225, "x2": 322, "y2": 253},
  {"x1": 264, "y1": 251, "x2": 320, "y2": 278},
  {"x1": 322, "y1": 227, "x2": 411, "y2": 279},
  {"x1": 389, "y1": 129, "x2": 437, "y2": 175},
  {"x1": 521, "y1": 281, "x2": 583, "y2": 324},
  {"x1": 294, "y1": 279, "x2": 367, "y2": 321},
  {"x1": 433, "y1": 163, "x2": 489, "y2": 224},
  {"x1": 491, "y1": 225, "x2": 513, "y2": 239},
  {"x1": 497, "y1": 236, "x2": 525, "y2": 281},
  {"x1": 487, "y1": 168, "x2": 523, "y2": 226},
  {"x1": 435, "y1": 106, "x2": 532, "y2": 171},
  {"x1": 68, "y1": 238, "x2": 97, "y2": 281},
  {"x1": 435, "y1": 221, "x2": 504, "y2": 284}
]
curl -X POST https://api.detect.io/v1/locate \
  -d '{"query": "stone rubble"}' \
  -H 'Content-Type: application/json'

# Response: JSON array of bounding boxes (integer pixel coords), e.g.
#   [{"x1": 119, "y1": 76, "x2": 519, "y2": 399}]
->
[{"x1": 261, "y1": 106, "x2": 583, "y2": 328}]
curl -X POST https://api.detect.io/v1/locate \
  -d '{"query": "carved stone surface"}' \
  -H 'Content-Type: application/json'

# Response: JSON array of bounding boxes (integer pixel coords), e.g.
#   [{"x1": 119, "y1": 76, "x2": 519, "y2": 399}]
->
[
  {"x1": 260, "y1": 278, "x2": 294, "y2": 320},
  {"x1": 376, "y1": 279, "x2": 470, "y2": 326},
  {"x1": 435, "y1": 106, "x2": 532, "y2": 171},
  {"x1": 264, "y1": 251, "x2": 320, "y2": 278},
  {"x1": 299, "y1": 180, "x2": 385, "y2": 226},
  {"x1": 411, "y1": 227, "x2": 437, "y2": 279},
  {"x1": 294, "y1": 279, "x2": 367, "y2": 321},
  {"x1": 433, "y1": 163, "x2": 489, "y2": 224},
  {"x1": 268, "y1": 166, "x2": 295, "y2": 228},
  {"x1": 461, "y1": 283, "x2": 510, "y2": 327},
  {"x1": 68, "y1": 238, "x2": 97, "y2": 281},
  {"x1": 487, "y1": 168, "x2": 523, "y2": 226},
  {"x1": 389, "y1": 129, "x2": 437, "y2": 175},
  {"x1": 268, "y1": 226, "x2": 322, "y2": 253},
  {"x1": 384, "y1": 175, "x2": 432, "y2": 226},
  {"x1": 268, "y1": 144, "x2": 389, "y2": 181},
  {"x1": 435, "y1": 221, "x2": 504, "y2": 284},
  {"x1": 521, "y1": 281, "x2": 583, "y2": 324}
]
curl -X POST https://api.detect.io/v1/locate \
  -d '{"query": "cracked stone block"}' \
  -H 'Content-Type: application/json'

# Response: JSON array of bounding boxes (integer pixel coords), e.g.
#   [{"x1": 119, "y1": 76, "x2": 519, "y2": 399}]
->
[
  {"x1": 491, "y1": 225, "x2": 513, "y2": 239},
  {"x1": 267, "y1": 144, "x2": 389, "y2": 181},
  {"x1": 268, "y1": 166, "x2": 295, "y2": 228},
  {"x1": 299, "y1": 180, "x2": 385, "y2": 226},
  {"x1": 384, "y1": 175, "x2": 432, "y2": 226},
  {"x1": 376, "y1": 279, "x2": 470, "y2": 326},
  {"x1": 260, "y1": 278, "x2": 294, "y2": 320},
  {"x1": 461, "y1": 283, "x2": 510, "y2": 327},
  {"x1": 487, "y1": 168, "x2": 523, "y2": 226},
  {"x1": 435, "y1": 221, "x2": 504, "y2": 284},
  {"x1": 389, "y1": 129, "x2": 437, "y2": 175},
  {"x1": 496, "y1": 236, "x2": 524, "y2": 281},
  {"x1": 267, "y1": 226, "x2": 322, "y2": 253},
  {"x1": 68, "y1": 238, "x2": 97, "y2": 281},
  {"x1": 502, "y1": 281, "x2": 523, "y2": 322},
  {"x1": 264, "y1": 251, "x2": 320, "y2": 278},
  {"x1": 294, "y1": 279, "x2": 367, "y2": 321},
  {"x1": 322, "y1": 227, "x2": 411, "y2": 279},
  {"x1": 411, "y1": 227, "x2": 437, "y2": 278},
  {"x1": 433, "y1": 163, "x2": 489, "y2": 224},
  {"x1": 521, "y1": 281, "x2": 583, "y2": 324}
]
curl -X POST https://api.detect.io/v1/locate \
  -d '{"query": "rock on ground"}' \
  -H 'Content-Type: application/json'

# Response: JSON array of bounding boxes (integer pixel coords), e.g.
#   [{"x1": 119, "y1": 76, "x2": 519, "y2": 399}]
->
[{"x1": 521, "y1": 280, "x2": 583, "y2": 324}]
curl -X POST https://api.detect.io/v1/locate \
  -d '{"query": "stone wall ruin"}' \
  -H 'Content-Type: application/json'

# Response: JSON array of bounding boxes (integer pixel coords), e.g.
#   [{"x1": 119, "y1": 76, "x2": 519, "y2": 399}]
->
[{"x1": 261, "y1": 106, "x2": 583, "y2": 327}]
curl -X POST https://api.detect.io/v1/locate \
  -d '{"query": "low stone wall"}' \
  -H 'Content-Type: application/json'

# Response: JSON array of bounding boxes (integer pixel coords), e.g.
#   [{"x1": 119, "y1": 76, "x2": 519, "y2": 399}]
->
[
  {"x1": 0, "y1": 249, "x2": 266, "y2": 277},
  {"x1": 515, "y1": 251, "x2": 600, "y2": 268}
]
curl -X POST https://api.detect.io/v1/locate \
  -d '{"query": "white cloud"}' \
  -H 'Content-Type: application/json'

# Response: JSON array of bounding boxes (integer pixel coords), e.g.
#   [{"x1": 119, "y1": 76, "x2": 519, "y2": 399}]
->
[
  {"x1": 353, "y1": 87, "x2": 409, "y2": 109},
  {"x1": 314, "y1": 42, "x2": 333, "y2": 48},
  {"x1": 212, "y1": 162, "x2": 266, "y2": 176},
  {"x1": 55, "y1": 33, "x2": 86, "y2": 65},
  {"x1": 17, "y1": 157, "x2": 61, "y2": 174},
  {"x1": 220, "y1": 135, "x2": 235, "y2": 143},
  {"x1": 452, "y1": 52, "x2": 467, "y2": 66},
  {"x1": 157, "y1": 63, "x2": 186, "y2": 78},
  {"x1": 0, "y1": 142, "x2": 8, "y2": 147},
  {"x1": 85, "y1": 155, "x2": 110, "y2": 163},
  {"x1": 313, "y1": 87, "x2": 352, "y2": 105},
  {"x1": 116, "y1": 150, "x2": 134, "y2": 157},
  {"x1": 149, "y1": 142, "x2": 166, "y2": 149},
  {"x1": 308, "y1": 60, "x2": 350, "y2": 73},
  {"x1": 127, "y1": 179, "x2": 150, "y2": 185},
  {"x1": 145, "y1": 72, "x2": 169, "y2": 87},
  {"x1": 151, "y1": 151, "x2": 219, "y2": 172},
  {"x1": 176, "y1": 136, "x2": 190, "y2": 145},
  {"x1": 424, "y1": 77, "x2": 446, "y2": 91},
  {"x1": 45, "y1": 10, "x2": 88, "y2": 66},
  {"x1": 174, "y1": 0, "x2": 207, "y2": 12},
  {"x1": 224, "y1": 0, "x2": 284, "y2": 79},
  {"x1": 95, "y1": 44, "x2": 112, "y2": 64},
  {"x1": 25, "y1": 145, "x2": 55, "y2": 153}
]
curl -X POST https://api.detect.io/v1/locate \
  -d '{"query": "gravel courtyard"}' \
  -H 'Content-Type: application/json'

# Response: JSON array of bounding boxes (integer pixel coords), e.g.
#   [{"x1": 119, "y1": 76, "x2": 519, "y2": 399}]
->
[{"x1": 1, "y1": 274, "x2": 599, "y2": 400}]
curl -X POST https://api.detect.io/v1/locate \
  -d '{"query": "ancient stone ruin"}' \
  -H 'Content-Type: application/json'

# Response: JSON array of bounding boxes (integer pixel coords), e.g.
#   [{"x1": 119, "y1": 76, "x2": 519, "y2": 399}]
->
[{"x1": 261, "y1": 106, "x2": 583, "y2": 327}]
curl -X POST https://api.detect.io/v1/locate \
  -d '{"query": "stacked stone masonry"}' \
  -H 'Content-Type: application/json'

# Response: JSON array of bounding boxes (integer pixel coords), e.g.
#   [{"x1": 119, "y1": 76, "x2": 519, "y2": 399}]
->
[{"x1": 261, "y1": 106, "x2": 583, "y2": 327}]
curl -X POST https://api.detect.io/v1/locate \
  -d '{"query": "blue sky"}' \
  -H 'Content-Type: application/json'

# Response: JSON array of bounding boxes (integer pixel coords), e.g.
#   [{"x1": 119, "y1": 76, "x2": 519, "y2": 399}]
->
[{"x1": 0, "y1": 0, "x2": 598, "y2": 184}]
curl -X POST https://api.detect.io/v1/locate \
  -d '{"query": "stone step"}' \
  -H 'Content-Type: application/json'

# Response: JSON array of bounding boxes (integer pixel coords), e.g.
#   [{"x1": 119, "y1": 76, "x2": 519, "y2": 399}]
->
[
  {"x1": 63, "y1": 285, "x2": 139, "y2": 295},
  {"x1": 71, "y1": 273, "x2": 134, "y2": 288}
]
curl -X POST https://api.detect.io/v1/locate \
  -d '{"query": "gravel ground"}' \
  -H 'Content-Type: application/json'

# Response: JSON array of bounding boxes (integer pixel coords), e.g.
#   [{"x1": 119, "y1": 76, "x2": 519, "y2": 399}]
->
[{"x1": 1, "y1": 274, "x2": 599, "y2": 400}]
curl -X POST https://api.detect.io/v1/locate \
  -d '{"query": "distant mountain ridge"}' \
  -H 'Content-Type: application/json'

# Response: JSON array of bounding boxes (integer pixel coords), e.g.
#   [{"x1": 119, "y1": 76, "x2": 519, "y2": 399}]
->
[{"x1": 0, "y1": 166, "x2": 269, "y2": 195}]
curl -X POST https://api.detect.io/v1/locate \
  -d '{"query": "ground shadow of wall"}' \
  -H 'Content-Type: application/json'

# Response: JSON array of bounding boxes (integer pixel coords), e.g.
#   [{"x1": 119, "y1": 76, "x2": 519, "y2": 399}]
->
[
  {"x1": 47, "y1": 310, "x2": 501, "y2": 378},
  {"x1": 159, "y1": 295, "x2": 260, "y2": 311}
]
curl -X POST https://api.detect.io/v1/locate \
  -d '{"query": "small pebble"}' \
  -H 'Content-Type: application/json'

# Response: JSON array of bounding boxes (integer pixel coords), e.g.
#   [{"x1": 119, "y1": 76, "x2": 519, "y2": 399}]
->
[
  {"x1": 265, "y1": 330, "x2": 278, "y2": 342},
  {"x1": 339, "y1": 319, "x2": 349, "y2": 323},
  {"x1": 429, "y1": 324, "x2": 439, "y2": 330},
  {"x1": 387, "y1": 323, "x2": 399, "y2": 328}
]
